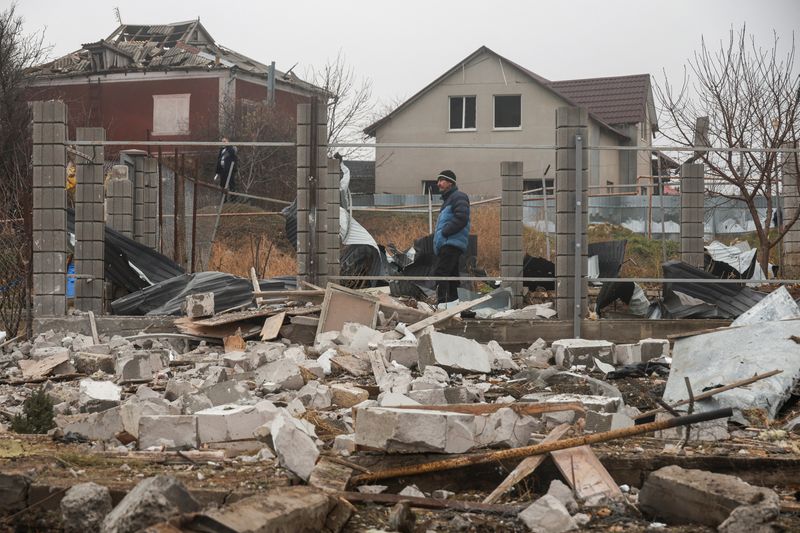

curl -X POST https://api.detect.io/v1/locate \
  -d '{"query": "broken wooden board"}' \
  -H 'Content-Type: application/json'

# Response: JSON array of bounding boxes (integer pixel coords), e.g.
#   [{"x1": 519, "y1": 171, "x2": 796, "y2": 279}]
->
[
  {"x1": 174, "y1": 317, "x2": 261, "y2": 340},
  {"x1": 285, "y1": 305, "x2": 322, "y2": 316},
  {"x1": 483, "y1": 424, "x2": 571, "y2": 504},
  {"x1": 549, "y1": 444, "x2": 623, "y2": 502},
  {"x1": 19, "y1": 353, "x2": 70, "y2": 380},
  {"x1": 290, "y1": 315, "x2": 320, "y2": 327},
  {"x1": 316, "y1": 283, "x2": 380, "y2": 341},
  {"x1": 406, "y1": 294, "x2": 492, "y2": 334},
  {"x1": 191, "y1": 307, "x2": 275, "y2": 327},
  {"x1": 260, "y1": 312, "x2": 285, "y2": 341},
  {"x1": 375, "y1": 292, "x2": 430, "y2": 324},
  {"x1": 309, "y1": 457, "x2": 353, "y2": 493},
  {"x1": 330, "y1": 355, "x2": 371, "y2": 377},
  {"x1": 88, "y1": 311, "x2": 100, "y2": 345},
  {"x1": 367, "y1": 351, "x2": 388, "y2": 388}
]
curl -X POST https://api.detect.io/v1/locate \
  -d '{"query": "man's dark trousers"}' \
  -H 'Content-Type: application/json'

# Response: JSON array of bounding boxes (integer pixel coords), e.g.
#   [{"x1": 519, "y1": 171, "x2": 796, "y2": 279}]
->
[{"x1": 435, "y1": 245, "x2": 462, "y2": 303}]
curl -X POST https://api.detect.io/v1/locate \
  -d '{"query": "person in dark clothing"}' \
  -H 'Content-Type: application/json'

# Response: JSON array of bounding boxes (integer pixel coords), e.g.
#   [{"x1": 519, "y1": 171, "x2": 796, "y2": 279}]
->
[
  {"x1": 214, "y1": 136, "x2": 238, "y2": 196},
  {"x1": 432, "y1": 169, "x2": 470, "y2": 308}
]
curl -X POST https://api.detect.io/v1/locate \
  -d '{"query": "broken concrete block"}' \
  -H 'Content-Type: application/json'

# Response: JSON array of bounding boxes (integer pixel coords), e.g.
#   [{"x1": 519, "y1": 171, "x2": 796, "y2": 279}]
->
[
  {"x1": 30, "y1": 345, "x2": 69, "y2": 361},
  {"x1": 182, "y1": 292, "x2": 214, "y2": 318},
  {"x1": 176, "y1": 392, "x2": 213, "y2": 414},
  {"x1": 57, "y1": 406, "x2": 124, "y2": 441},
  {"x1": 271, "y1": 413, "x2": 320, "y2": 481},
  {"x1": 613, "y1": 343, "x2": 641, "y2": 365},
  {"x1": 164, "y1": 379, "x2": 196, "y2": 401},
  {"x1": 639, "y1": 338, "x2": 669, "y2": 360},
  {"x1": 337, "y1": 323, "x2": 383, "y2": 354},
  {"x1": 120, "y1": 399, "x2": 179, "y2": 438},
  {"x1": 333, "y1": 434, "x2": 356, "y2": 455},
  {"x1": 378, "y1": 393, "x2": 421, "y2": 407},
  {"x1": 718, "y1": 498, "x2": 781, "y2": 533},
  {"x1": 79, "y1": 379, "x2": 122, "y2": 413},
  {"x1": 138, "y1": 415, "x2": 198, "y2": 450},
  {"x1": 73, "y1": 351, "x2": 115, "y2": 374},
  {"x1": 200, "y1": 365, "x2": 229, "y2": 388},
  {"x1": 223, "y1": 351, "x2": 254, "y2": 371},
  {"x1": 101, "y1": 475, "x2": 200, "y2": 533},
  {"x1": 432, "y1": 489, "x2": 455, "y2": 499},
  {"x1": 297, "y1": 359, "x2": 325, "y2": 379},
  {"x1": 330, "y1": 383, "x2": 369, "y2": 408},
  {"x1": 475, "y1": 407, "x2": 540, "y2": 448},
  {"x1": 61, "y1": 482, "x2": 112, "y2": 533},
  {"x1": 256, "y1": 359, "x2": 304, "y2": 391},
  {"x1": 584, "y1": 410, "x2": 634, "y2": 433},
  {"x1": 378, "y1": 339, "x2": 419, "y2": 368},
  {"x1": 249, "y1": 342, "x2": 286, "y2": 365},
  {"x1": 486, "y1": 340, "x2": 520, "y2": 371},
  {"x1": 378, "y1": 363, "x2": 414, "y2": 394},
  {"x1": 417, "y1": 331, "x2": 491, "y2": 374},
  {"x1": 296, "y1": 380, "x2": 332, "y2": 409},
  {"x1": 316, "y1": 349, "x2": 335, "y2": 375},
  {"x1": 638, "y1": 465, "x2": 779, "y2": 527},
  {"x1": 518, "y1": 494, "x2": 577, "y2": 533},
  {"x1": 202, "y1": 380, "x2": 252, "y2": 406},
  {"x1": 407, "y1": 386, "x2": 477, "y2": 405},
  {"x1": 411, "y1": 365, "x2": 450, "y2": 391},
  {"x1": 398, "y1": 484, "x2": 425, "y2": 498},
  {"x1": 183, "y1": 487, "x2": 350, "y2": 533},
  {"x1": 552, "y1": 339, "x2": 615, "y2": 367},
  {"x1": 547, "y1": 479, "x2": 579, "y2": 514},
  {"x1": 521, "y1": 393, "x2": 622, "y2": 414},
  {"x1": 655, "y1": 414, "x2": 730, "y2": 441},
  {"x1": 196, "y1": 404, "x2": 268, "y2": 443},
  {"x1": 355, "y1": 407, "x2": 475, "y2": 454},
  {"x1": 19, "y1": 352, "x2": 71, "y2": 379},
  {"x1": 115, "y1": 350, "x2": 163, "y2": 382},
  {"x1": 283, "y1": 345, "x2": 307, "y2": 362}
]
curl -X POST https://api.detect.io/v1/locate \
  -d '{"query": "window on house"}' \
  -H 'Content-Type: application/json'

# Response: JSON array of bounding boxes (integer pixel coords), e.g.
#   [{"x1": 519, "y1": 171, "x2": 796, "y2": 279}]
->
[
  {"x1": 422, "y1": 180, "x2": 441, "y2": 195},
  {"x1": 494, "y1": 95, "x2": 521, "y2": 129},
  {"x1": 449, "y1": 96, "x2": 476, "y2": 130},
  {"x1": 523, "y1": 179, "x2": 554, "y2": 195},
  {"x1": 152, "y1": 94, "x2": 191, "y2": 135}
]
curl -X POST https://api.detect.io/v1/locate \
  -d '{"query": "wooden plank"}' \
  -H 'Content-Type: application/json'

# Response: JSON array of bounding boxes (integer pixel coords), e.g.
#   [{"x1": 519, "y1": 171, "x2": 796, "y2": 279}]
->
[
  {"x1": 191, "y1": 308, "x2": 274, "y2": 327},
  {"x1": 367, "y1": 351, "x2": 387, "y2": 388},
  {"x1": 376, "y1": 292, "x2": 430, "y2": 324},
  {"x1": 290, "y1": 315, "x2": 319, "y2": 327},
  {"x1": 223, "y1": 333, "x2": 246, "y2": 353},
  {"x1": 330, "y1": 355, "x2": 371, "y2": 377},
  {"x1": 174, "y1": 317, "x2": 262, "y2": 339},
  {"x1": 406, "y1": 294, "x2": 492, "y2": 334},
  {"x1": 340, "y1": 492, "x2": 524, "y2": 515},
  {"x1": 483, "y1": 424, "x2": 571, "y2": 504},
  {"x1": 260, "y1": 312, "x2": 285, "y2": 341},
  {"x1": 308, "y1": 457, "x2": 353, "y2": 493},
  {"x1": 549, "y1": 445, "x2": 623, "y2": 502},
  {"x1": 88, "y1": 311, "x2": 100, "y2": 345}
]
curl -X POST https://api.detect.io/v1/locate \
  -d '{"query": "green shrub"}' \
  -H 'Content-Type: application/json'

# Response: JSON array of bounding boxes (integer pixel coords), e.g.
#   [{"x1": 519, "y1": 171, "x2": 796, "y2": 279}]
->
[{"x1": 10, "y1": 388, "x2": 55, "y2": 434}]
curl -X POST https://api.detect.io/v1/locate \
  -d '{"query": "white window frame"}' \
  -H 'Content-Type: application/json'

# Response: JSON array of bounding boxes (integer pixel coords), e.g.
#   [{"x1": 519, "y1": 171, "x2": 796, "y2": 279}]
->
[
  {"x1": 493, "y1": 94, "x2": 522, "y2": 130},
  {"x1": 448, "y1": 95, "x2": 477, "y2": 132},
  {"x1": 152, "y1": 93, "x2": 191, "y2": 135}
]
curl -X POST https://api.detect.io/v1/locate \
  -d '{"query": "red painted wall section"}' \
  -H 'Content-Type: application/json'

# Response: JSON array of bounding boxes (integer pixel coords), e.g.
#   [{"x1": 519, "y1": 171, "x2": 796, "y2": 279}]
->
[{"x1": 236, "y1": 78, "x2": 312, "y2": 120}]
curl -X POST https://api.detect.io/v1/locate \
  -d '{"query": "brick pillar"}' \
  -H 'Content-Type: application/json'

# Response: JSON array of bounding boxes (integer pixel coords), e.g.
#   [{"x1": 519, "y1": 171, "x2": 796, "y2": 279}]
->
[
  {"x1": 74, "y1": 127, "x2": 105, "y2": 313},
  {"x1": 31, "y1": 101, "x2": 68, "y2": 316},
  {"x1": 782, "y1": 142, "x2": 800, "y2": 277},
  {"x1": 555, "y1": 107, "x2": 589, "y2": 321},
  {"x1": 326, "y1": 158, "x2": 341, "y2": 281},
  {"x1": 501, "y1": 161, "x2": 524, "y2": 308},
  {"x1": 295, "y1": 102, "x2": 328, "y2": 285},
  {"x1": 107, "y1": 165, "x2": 134, "y2": 237},
  {"x1": 680, "y1": 163, "x2": 704, "y2": 268},
  {"x1": 143, "y1": 156, "x2": 158, "y2": 249}
]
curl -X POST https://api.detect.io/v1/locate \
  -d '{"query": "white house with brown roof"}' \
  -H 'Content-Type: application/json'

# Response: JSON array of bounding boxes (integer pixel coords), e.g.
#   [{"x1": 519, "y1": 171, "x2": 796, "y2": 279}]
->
[{"x1": 364, "y1": 46, "x2": 658, "y2": 196}]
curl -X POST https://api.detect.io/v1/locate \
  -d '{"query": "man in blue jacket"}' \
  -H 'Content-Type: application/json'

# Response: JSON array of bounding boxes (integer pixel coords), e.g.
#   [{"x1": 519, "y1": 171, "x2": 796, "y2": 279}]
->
[{"x1": 433, "y1": 170, "x2": 470, "y2": 308}]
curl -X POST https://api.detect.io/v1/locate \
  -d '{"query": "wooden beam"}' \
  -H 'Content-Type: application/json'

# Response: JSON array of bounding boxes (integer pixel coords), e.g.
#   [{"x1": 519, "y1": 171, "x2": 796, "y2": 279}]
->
[
  {"x1": 406, "y1": 294, "x2": 492, "y2": 334},
  {"x1": 339, "y1": 492, "x2": 525, "y2": 516}
]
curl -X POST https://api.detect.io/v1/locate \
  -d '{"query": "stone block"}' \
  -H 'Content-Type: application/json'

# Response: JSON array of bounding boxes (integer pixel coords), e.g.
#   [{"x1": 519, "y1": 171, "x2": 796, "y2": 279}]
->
[
  {"x1": 271, "y1": 413, "x2": 320, "y2": 481},
  {"x1": 333, "y1": 434, "x2": 356, "y2": 455},
  {"x1": 474, "y1": 407, "x2": 541, "y2": 448},
  {"x1": 56, "y1": 407, "x2": 124, "y2": 442},
  {"x1": 115, "y1": 351, "x2": 163, "y2": 382},
  {"x1": 138, "y1": 415, "x2": 198, "y2": 450},
  {"x1": 336, "y1": 323, "x2": 383, "y2": 355},
  {"x1": 551, "y1": 338, "x2": 615, "y2": 367},
  {"x1": 639, "y1": 338, "x2": 669, "y2": 361},
  {"x1": 407, "y1": 386, "x2": 477, "y2": 405},
  {"x1": 256, "y1": 359, "x2": 304, "y2": 391},
  {"x1": 584, "y1": 410, "x2": 634, "y2": 433},
  {"x1": 30, "y1": 345, "x2": 69, "y2": 361},
  {"x1": 120, "y1": 399, "x2": 179, "y2": 438},
  {"x1": 521, "y1": 392, "x2": 622, "y2": 414},
  {"x1": 355, "y1": 407, "x2": 476, "y2": 454},
  {"x1": 613, "y1": 343, "x2": 641, "y2": 365},
  {"x1": 331, "y1": 383, "x2": 369, "y2": 407},
  {"x1": 196, "y1": 404, "x2": 269, "y2": 443},
  {"x1": 101, "y1": 475, "x2": 200, "y2": 533},
  {"x1": 638, "y1": 465, "x2": 779, "y2": 527},
  {"x1": 202, "y1": 380, "x2": 252, "y2": 406},
  {"x1": 79, "y1": 379, "x2": 122, "y2": 413},
  {"x1": 417, "y1": 331, "x2": 491, "y2": 374},
  {"x1": 296, "y1": 380, "x2": 332, "y2": 409},
  {"x1": 378, "y1": 339, "x2": 419, "y2": 368},
  {"x1": 60, "y1": 482, "x2": 112, "y2": 533},
  {"x1": 182, "y1": 292, "x2": 214, "y2": 318},
  {"x1": 518, "y1": 494, "x2": 577, "y2": 533},
  {"x1": 164, "y1": 379, "x2": 196, "y2": 401}
]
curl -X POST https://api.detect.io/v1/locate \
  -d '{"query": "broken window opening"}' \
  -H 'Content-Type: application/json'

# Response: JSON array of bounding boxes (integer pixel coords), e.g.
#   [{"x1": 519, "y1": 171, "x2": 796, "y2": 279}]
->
[{"x1": 494, "y1": 94, "x2": 521, "y2": 129}]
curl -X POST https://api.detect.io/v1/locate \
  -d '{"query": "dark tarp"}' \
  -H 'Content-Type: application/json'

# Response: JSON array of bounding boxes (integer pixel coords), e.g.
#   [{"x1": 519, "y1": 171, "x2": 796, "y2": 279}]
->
[
  {"x1": 67, "y1": 209, "x2": 184, "y2": 292},
  {"x1": 588, "y1": 240, "x2": 631, "y2": 312},
  {"x1": 522, "y1": 255, "x2": 555, "y2": 291},
  {"x1": 110, "y1": 272, "x2": 253, "y2": 316},
  {"x1": 660, "y1": 260, "x2": 766, "y2": 318}
]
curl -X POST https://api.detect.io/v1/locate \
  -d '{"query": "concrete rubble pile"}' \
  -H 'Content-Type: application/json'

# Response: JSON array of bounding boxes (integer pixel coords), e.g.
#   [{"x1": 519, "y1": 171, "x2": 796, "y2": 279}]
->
[{"x1": 1, "y1": 284, "x2": 799, "y2": 531}]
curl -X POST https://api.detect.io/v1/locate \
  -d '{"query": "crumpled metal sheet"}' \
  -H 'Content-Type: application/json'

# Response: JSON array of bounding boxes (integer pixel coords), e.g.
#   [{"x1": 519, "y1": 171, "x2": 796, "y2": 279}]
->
[{"x1": 110, "y1": 272, "x2": 253, "y2": 316}]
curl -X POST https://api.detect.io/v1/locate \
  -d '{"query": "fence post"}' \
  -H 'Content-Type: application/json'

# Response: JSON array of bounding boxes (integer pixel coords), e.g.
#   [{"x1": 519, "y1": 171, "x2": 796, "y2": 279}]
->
[
  {"x1": 107, "y1": 165, "x2": 134, "y2": 238},
  {"x1": 74, "y1": 127, "x2": 105, "y2": 314},
  {"x1": 313, "y1": 103, "x2": 329, "y2": 286},
  {"x1": 296, "y1": 103, "x2": 311, "y2": 284},
  {"x1": 680, "y1": 163, "x2": 705, "y2": 268},
  {"x1": 31, "y1": 101, "x2": 68, "y2": 317},
  {"x1": 783, "y1": 142, "x2": 800, "y2": 278},
  {"x1": 144, "y1": 156, "x2": 158, "y2": 250},
  {"x1": 326, "y1": 158, "x2": 341, "y2": 282},
  {"x1": 501, "y1": 161, "x2": 524, "y2": 308},
  {"x1": 555, "y1": 107, "x2": 588, "y2": 327}
]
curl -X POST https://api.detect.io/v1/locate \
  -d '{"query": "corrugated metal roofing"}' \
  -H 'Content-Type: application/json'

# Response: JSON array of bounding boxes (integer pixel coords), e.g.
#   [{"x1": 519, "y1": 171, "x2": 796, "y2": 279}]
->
[{"x1": 548, "y1": 74, "x2": 651, "y2": 126}]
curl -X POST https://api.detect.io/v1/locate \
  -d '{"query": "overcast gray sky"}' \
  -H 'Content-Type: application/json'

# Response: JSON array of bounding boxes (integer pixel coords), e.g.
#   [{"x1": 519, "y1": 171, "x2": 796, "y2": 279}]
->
[{"x1": 13, "y1": 0, "x2": 800, "y2": 111}]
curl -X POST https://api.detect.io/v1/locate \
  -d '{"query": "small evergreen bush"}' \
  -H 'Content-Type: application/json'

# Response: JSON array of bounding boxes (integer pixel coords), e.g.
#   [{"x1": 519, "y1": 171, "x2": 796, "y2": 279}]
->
[{"x1": 10, "y1": 388, "x2": 55, "y2": 434}]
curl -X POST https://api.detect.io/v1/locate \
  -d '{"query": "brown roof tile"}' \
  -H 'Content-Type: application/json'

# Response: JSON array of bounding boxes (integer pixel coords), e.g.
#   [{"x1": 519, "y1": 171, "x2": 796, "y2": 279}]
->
[{"x1": 548, "y1": 74, "x2": 651, "y2": 126}]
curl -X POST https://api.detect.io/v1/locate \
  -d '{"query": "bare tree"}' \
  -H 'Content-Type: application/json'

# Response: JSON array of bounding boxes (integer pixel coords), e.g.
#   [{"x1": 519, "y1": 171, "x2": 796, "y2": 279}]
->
[
  {"x1": 656, "y1": 25, "x2": 800, "y2": 275},
  {"x1": 307, "y1": 50, "x2": 374, "y2": 160}
]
